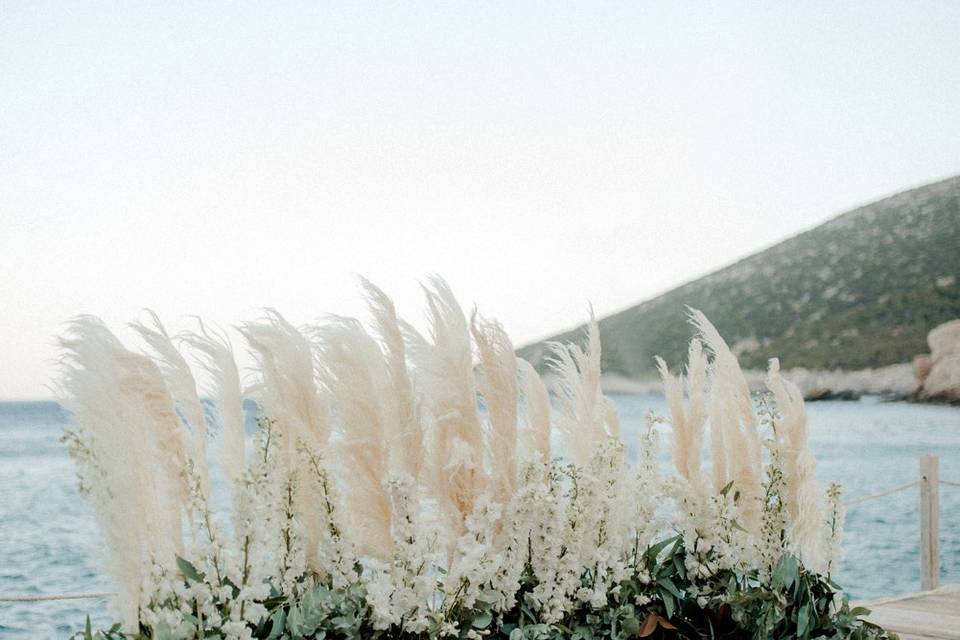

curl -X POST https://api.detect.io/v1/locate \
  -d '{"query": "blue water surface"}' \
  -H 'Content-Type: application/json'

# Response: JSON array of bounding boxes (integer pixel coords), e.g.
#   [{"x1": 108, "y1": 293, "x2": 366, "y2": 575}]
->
[{"x1": 0, "y1": 397, "x2": 958, "y2": 638}]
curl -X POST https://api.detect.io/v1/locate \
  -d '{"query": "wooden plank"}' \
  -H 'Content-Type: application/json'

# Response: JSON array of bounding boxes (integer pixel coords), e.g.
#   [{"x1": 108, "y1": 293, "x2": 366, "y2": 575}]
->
[
  {"x1": 887, "y1": 596, "x2": 960, "y2": 613},
  {"x1": 864, "y1": 610, "x2": 960, "y2": 639},
  {"x1": 859, "y1": 584, "x2": 960, "y2": 607},
  {"x1": 859, "y1": 585, "x2": 960, "y2": 640},
  {"x1": 881, "y1": 590, "x2": 960, "y2": 611}
]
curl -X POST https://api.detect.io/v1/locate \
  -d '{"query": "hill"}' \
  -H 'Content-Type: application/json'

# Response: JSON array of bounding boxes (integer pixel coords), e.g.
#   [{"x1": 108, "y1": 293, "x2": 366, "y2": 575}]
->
[{"x1": 518, "y1": 176, "x2": 960, "y2": 379}]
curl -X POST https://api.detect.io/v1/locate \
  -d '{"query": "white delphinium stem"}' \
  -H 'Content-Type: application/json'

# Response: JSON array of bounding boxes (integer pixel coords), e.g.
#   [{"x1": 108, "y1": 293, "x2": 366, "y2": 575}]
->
[
  {"x1": 364, "y1": 559, "x2": 397, "y2": 632},
  {"x1": 766, "y1": 358, "x2": 821, "y2": 567},
  {"x1": 689, "y1": 488, "x2": 748, "y2": 591},
  {"x1": 139, "y1": 557, "x2": 188, "y2": 633},
  {"x1": 756, "y1": 418, "x2": 789, "y2": 582},
  {"x1": 471, "y1": 311, "x2": 519, "y2": 510},
  {"x1": 548, "y1": 313, "x2": 607, "y2": 467},
  {"x1": 183, "y1": 460, "x2": 232, "y2": 631},
  {"x1": 299, "y1": 443, "x2": 359, "y2": 590},
  {"x1": 633, "y1": 419, "x2": 664, "y2": 570},
  {"x1": 240, "y1": 311, "x2": 329, "y2": 574},
  {"x1": 180, "y1": 326, "x2": 263, "y2": 639},
  {"x1": 823, "y1": 483, "x2": 845, "y2": 577},
  {"x1": 443, "y1": 494, "x2": 501, "y2": 619},
  {"x1": 186, "y1": 461, "x2": 227, "y2": 582},
  {"x1": 582, "y1": 441, "x2": 632, "y2": 608},
  {"x1": 547, "y1": 461, "x2": 602, "y2": 620},
  {"x1": 517, "y1": 359, "x2": 551, "y2": 460},
  {"x1": 490, "y1": 458, "x2": 547, "y2": 613},
  {"x1": 220, "y1": 418, "x2": 277, "y2": 634},
  {"x1": 383, "y1": 474, "x2": 439, "y2": 634},
  {"x1": 277, "y1": 470, "x2": 307, "y2": 597},
  {"x1": 528, "y1": 459, "x2": 568, "y2": 623}
]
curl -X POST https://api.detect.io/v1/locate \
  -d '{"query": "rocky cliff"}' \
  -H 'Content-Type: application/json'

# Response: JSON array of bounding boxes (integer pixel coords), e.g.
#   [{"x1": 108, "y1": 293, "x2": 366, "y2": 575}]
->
[
  {"x1": 915, "y1": 319, "x2": 960, "y2": 402},
  {"x1": 519, "y1": 175, "x2": 960, "y2": 392}
]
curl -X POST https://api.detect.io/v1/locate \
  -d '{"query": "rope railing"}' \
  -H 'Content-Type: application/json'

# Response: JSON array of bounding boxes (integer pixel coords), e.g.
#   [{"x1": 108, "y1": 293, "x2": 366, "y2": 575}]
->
[
  {"x1": 0, "y1": 591, "x2": 113, "y2": 603},
  {"x1": 3, "y1": 466, "x2": 957, "y2": 606},
  {"x1": 844, "y1": 480, "x2": 920, "y2": 507},
  {"x1": 842, "y1": 455, "x2": 954, "y2": 591}
]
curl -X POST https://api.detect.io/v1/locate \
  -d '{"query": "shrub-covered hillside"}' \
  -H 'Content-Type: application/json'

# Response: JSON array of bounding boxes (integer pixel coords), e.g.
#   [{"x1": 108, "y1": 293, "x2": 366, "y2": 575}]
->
[{"x1": 518, "y1": 175, "x2": 960, "y2": 376}]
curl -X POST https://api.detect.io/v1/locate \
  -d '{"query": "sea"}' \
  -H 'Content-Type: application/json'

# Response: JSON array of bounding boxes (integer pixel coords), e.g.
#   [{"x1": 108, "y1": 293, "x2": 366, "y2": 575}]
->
[{"x1": 1, "y1": 396, "x2": 958, "y2": 638}]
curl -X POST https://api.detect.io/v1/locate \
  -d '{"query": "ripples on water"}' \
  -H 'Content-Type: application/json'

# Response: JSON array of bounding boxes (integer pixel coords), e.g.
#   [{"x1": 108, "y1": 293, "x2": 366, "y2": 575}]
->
[{"x1": 1, "y1": 397, "x2": 958, "y2": 638}]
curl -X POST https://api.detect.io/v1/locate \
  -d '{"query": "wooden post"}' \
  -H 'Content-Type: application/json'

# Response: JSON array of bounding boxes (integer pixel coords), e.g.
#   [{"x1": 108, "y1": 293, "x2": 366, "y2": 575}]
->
[{"x1": 920, "y1": 454, "x2": 940, "y2": 591}]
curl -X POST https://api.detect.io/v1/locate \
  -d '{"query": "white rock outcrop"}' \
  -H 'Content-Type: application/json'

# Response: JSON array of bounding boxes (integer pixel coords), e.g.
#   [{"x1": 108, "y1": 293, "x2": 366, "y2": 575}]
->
[{"x1": 918, "y1": 319, "x2": 960, "y2": 402}]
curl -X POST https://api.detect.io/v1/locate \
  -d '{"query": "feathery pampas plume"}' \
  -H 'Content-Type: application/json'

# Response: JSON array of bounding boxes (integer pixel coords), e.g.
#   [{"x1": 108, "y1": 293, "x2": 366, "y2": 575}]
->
[
  {"x1": 239, "y1": 310, "x2": 328, "y2": 464},
  {"x1": 656, "y1": 338, "x2": 708, "y2": 496},
  {"x1": 404, "y1": 276, "x2": 486, "y2": 538},
  {"x1": 766, "y1": 357, "x2": 821, "y2": 567},
  {"x1": 470, "y1": 310, "x2": 519, "y2": 507},
  {"x1": 59, "y1": 317, "x2": 187, "y2": 628},
  {"x1": 517, "y1": 358, "x2": 551, "y2": 460},
  {"x1": 132, "y1": 310, "x2": 210, "y2": 497},
  {"x1": 239, "y1": 310, "x2": 329, "y2": 573},
  {"x1": 312, "y1": 317, "x2": 394, "y2": 559},
  {"x1": 360, "y1": 276, "x2": 424, "y2": 481},
  {"x1": 690, "y1": 309, "x2": 763, "y2": 531},
  {"x1": 547, "y1": 311, "x2": 609, "y2": 466},
  {"x1": 179, "y1": 320, "x2": 245, "y2": 485}
]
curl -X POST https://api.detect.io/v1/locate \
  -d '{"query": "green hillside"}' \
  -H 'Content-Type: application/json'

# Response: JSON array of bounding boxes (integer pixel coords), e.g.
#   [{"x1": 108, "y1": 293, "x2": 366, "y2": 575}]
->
[{"x1": 518, "y1": 176, "x2": 960, "y2": 376}]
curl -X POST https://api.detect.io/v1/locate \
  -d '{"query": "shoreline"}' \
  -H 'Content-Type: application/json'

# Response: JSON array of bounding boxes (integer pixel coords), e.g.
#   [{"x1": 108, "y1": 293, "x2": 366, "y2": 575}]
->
[{"x1": 597, "y1": 362, "x2": 922, "y2": 401}]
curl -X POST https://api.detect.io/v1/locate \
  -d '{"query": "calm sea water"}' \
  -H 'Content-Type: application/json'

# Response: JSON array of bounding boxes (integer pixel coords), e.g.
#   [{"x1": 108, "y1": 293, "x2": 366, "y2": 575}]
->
[{"x1": 1, "y1": 397, "x2": 958, "y2": 638}]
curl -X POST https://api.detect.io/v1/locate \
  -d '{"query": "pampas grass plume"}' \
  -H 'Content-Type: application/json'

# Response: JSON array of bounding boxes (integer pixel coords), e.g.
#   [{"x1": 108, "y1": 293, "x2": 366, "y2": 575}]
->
[
  {"x1": 406, "y1": 276, "x2": 486, "y2": 537},
  {"x1": 470, "y1": 310, "x2": 519, "y2": 507},
  {"x1": 132, "y1": 310, "x2": 210, "y2": 496},
  {"x1": 360, "y1": 277, "x2": 424, "y2": 481},
  {"x1": 547, "y1": 311, "x2": 607, "y2": 466},
  {"x1": 60, "y1": 317, "x2": 187, "y2": 629},
  {"x1": 517, "y1": 358, "x2": 551, "y2": 460},
  {"x1": 179, "y1": 320, "x2": 246, "y2": 485},
  {"x1": 690, "y1": 309, "x2": 763, "y2": 529},
  {"x1": 766, "y1": 357, "x2": 821, "y2": 566}
]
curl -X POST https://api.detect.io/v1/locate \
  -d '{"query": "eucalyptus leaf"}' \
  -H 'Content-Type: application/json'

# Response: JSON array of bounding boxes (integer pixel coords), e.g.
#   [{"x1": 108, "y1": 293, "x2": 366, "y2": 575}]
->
[
  {"x1": 472, "y1": 610, "x2": 493, "y2": 629},
  {"x1": 175, "y1": 556, "x2": 203, "y2": 583}
]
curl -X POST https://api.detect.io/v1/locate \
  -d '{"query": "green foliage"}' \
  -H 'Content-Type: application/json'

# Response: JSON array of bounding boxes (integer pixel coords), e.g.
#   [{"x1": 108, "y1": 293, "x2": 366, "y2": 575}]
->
[
  {"x1": 72, "y1": 534, "x2": 899, "y2": 640},
  {"x1": 285, "y1": 584, "x2": 370, "y2": 639}
]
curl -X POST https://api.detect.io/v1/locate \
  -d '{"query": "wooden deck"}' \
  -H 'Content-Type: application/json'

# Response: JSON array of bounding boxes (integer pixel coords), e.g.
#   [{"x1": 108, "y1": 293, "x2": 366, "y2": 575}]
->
[{"x1": 858, "y1": 585, "x2": 960, "y2": 639}]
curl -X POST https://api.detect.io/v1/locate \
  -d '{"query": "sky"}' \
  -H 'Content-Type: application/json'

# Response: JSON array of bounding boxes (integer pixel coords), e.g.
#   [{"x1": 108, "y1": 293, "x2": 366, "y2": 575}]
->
[{"x1": 2, "y1": 2, "x2": 959, "y2": 399}]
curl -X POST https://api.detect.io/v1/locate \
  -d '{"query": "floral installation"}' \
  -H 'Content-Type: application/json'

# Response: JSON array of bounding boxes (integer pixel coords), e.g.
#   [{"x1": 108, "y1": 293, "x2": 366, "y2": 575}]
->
[{"x1": 60, "y1": 277, "x2": 895, "y2": 639}]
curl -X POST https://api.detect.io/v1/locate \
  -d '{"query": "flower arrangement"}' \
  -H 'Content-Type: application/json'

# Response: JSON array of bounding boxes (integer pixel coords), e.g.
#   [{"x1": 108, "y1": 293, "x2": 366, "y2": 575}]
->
[{"x1": 60, "y1": 277, "x2": 895, "y2": 640}]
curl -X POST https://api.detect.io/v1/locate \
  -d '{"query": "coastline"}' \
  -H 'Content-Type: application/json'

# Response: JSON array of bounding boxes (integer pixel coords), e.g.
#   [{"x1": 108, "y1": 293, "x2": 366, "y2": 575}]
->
[{"x1": 597, "y1": 362, "x2": 919, "y2": 401}]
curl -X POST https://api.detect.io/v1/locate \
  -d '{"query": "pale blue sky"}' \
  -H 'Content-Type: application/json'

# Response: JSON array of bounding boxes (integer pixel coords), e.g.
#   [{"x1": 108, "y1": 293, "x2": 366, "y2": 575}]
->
[{"x1": 2, "y1": 2, "x2": 959, "y2": 398}]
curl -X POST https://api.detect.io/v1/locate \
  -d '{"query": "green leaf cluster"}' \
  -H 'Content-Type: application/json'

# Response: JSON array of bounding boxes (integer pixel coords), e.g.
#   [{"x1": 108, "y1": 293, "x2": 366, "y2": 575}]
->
[{"x1": 73, "y1": 538, "x2": 898, "y2": 640}]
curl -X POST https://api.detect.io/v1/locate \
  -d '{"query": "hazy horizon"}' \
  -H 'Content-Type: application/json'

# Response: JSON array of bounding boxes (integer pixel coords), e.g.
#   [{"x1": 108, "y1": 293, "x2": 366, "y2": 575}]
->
[{"x1": 3, "y1": 3, "x2": 960, "y2": 399}]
